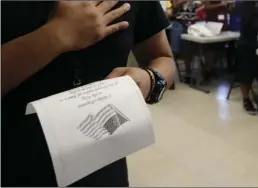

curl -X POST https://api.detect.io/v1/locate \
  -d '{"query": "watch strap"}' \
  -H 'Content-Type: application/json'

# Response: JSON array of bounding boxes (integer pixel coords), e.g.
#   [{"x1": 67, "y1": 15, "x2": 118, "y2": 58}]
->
[
  {"x1": 141, "y1": 68, "x2": 155, "y2": 102},
  {"x1": 141, "y1": 67, "x2": 167, "y2": 104}
]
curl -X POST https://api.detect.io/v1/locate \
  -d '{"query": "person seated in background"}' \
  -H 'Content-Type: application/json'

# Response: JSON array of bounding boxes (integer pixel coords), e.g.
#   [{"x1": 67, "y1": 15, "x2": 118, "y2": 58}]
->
[
  {"x1": 174, "y1": 0, "x2": 203, "y2": 27},
  {"x1": 173, "y1": 0, "x2": 205, "y2": 83},
  {"x1": 204, "y1": 1, "x2": 230, "y2": 30},
  {"x1": 236, "y1": 1, "x2": 258, "y2": 115}
]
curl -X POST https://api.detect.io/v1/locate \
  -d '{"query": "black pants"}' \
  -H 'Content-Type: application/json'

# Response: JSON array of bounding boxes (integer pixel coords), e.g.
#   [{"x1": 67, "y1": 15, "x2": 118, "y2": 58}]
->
[{"x1": 237, "y1": 44, "x2": 258, "y2": 84}]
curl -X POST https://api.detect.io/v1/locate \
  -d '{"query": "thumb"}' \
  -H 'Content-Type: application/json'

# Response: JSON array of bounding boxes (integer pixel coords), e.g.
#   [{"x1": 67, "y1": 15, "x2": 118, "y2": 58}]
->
[{"x1": 106, "y1": 67, "x2": 127, "y2": 79}]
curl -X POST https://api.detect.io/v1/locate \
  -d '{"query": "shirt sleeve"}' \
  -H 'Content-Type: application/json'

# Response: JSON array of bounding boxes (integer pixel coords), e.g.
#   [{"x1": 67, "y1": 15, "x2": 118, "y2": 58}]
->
[{"x1": 134, "y1": 1, "x2": 171, "y2": 45}]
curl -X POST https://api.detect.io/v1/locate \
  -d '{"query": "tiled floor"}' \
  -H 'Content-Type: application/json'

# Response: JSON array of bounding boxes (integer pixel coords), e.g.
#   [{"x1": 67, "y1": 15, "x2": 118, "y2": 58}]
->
[{"x1": 127, "y1": 83, "x2": 258, "y2": 187}]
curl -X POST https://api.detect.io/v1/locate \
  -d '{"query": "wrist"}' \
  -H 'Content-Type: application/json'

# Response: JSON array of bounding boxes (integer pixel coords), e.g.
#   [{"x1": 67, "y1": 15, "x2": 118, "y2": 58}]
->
[{"x1": 41, "y1": 20, "x2": 69, "y2": 54}]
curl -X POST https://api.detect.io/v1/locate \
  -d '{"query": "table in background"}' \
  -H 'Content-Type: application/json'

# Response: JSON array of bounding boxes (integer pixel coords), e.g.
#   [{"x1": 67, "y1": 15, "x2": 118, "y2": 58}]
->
[
  {"x1": 181, "y1": 31, "x2": 240, "y2": 44},
  {"x1": 181, "y1": 31, "x2": 240, "y2": 93}
]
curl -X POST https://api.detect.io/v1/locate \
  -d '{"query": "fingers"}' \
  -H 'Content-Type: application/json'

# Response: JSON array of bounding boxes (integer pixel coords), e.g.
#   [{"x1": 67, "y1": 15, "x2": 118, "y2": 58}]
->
[
  {"x1": 104, "y1": 3, "x2": 130, "y2": 24},
  {"x1": 106, "y1": 68, "x2": 140, "y2": 86},
  {"x1": 103, "y1": 2, "x2": 130, "y2": 35},
  {"x1": 106, "y1": 67, "x2": 127, "y2": 79},
  {"x1": 104, "y1": 21, "x2": 129, "y2": 37},
  {"x1": 97, "y1": 1, "x2": 119, "y2": 14}
]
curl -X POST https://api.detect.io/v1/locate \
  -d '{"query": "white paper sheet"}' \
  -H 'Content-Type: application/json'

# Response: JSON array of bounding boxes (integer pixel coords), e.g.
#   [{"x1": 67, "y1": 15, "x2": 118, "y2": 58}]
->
[
  {"x1": 26, "y1": 76, "x2": 154, "y2": 186},
  {"x1": 206, "y1": 21, "x2": 223, "y2": 36}
]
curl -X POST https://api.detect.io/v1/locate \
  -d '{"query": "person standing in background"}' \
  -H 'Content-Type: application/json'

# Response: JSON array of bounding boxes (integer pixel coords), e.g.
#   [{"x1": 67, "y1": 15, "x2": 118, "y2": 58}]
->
[{"x1": 236, "y1": 1, "x2": 258, "y2": 115}]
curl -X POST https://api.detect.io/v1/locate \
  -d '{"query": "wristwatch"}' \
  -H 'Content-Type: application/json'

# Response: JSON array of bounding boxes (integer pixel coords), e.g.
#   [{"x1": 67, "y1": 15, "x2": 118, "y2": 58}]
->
[{"x1": 143, "y1": 68, "x2": 167, "y2": 104}]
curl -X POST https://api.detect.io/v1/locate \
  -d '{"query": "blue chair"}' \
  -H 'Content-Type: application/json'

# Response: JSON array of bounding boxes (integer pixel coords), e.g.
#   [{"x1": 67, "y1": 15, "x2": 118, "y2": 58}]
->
[
  {"x1": 229, "y1": 13, "x2": 241, "y2": 31},
  {"x1": 171, "y1": 21, "x2": 185, "y2": 54}
]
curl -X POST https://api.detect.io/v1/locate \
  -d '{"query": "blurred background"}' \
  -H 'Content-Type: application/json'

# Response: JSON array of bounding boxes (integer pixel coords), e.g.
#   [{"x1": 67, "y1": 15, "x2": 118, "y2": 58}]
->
[{"x1": 127, "y1": 1, "x2": 258, "y2": 186}]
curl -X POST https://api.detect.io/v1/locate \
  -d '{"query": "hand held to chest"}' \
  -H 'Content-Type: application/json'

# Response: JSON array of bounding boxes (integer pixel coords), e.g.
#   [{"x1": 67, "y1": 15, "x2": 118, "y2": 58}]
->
[{"x1": 48, "y1": 1, "x2": 130, "y2": 52}]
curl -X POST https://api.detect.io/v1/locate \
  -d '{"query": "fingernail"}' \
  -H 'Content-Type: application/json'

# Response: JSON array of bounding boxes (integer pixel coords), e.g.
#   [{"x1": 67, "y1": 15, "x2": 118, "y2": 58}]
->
[
  {"x1": 120, "y1": 22, "x2": 129, "y2": 29},
  {"x1": 124, "y1": 3, "x2": 130, "y2": 11}
]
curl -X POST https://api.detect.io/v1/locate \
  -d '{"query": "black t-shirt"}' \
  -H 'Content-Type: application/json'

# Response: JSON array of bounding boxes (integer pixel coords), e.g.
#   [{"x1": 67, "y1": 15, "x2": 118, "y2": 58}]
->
[{"x1": 1, "y1": 1, "x2": 170, "y2": 186}]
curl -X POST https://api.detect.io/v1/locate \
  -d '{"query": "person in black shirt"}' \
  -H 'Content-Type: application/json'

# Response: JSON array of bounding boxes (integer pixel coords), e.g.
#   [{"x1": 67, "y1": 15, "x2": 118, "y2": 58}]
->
[
  {"x1": 236, "y1": 1, "x2": 258, "y2": 115},
  {"x1": 1, "y1": 1, "x2": 174, "y2": 186}
]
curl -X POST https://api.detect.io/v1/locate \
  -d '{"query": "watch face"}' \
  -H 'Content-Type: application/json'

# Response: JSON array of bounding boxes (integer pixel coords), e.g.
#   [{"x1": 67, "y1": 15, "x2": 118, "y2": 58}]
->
[
  {"x1": 152, "y1": 79, "x2": 167, "y2": 103},
  {"x1": 146, "y1": 68, "x2": 167, "y2": 104}
]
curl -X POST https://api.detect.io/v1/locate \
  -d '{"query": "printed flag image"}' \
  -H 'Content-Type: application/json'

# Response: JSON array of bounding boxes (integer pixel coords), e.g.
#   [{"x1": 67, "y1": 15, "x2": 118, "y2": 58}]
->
[{"x1": 77, "y1": 104, "x2": 130, "y2": 140}]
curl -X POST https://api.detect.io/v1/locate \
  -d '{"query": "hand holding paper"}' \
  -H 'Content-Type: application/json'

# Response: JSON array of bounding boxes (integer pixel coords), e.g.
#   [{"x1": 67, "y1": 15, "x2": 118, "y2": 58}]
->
[
  {"x1": 26, "y1": 76, "x2": 154, "y2": 186},
  {"x1": 106, "y1": 67, "x2": 152, "y2": 99}
]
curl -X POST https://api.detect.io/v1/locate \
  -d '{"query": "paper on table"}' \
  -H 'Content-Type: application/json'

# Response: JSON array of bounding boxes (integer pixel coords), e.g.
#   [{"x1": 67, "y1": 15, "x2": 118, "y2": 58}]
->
[
  {"x1": 206, "y1": 21, "x2": 223, "y2": 36},
  {"x1": 26, "y1": 76, "x2": 154, "y2": 186}
]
